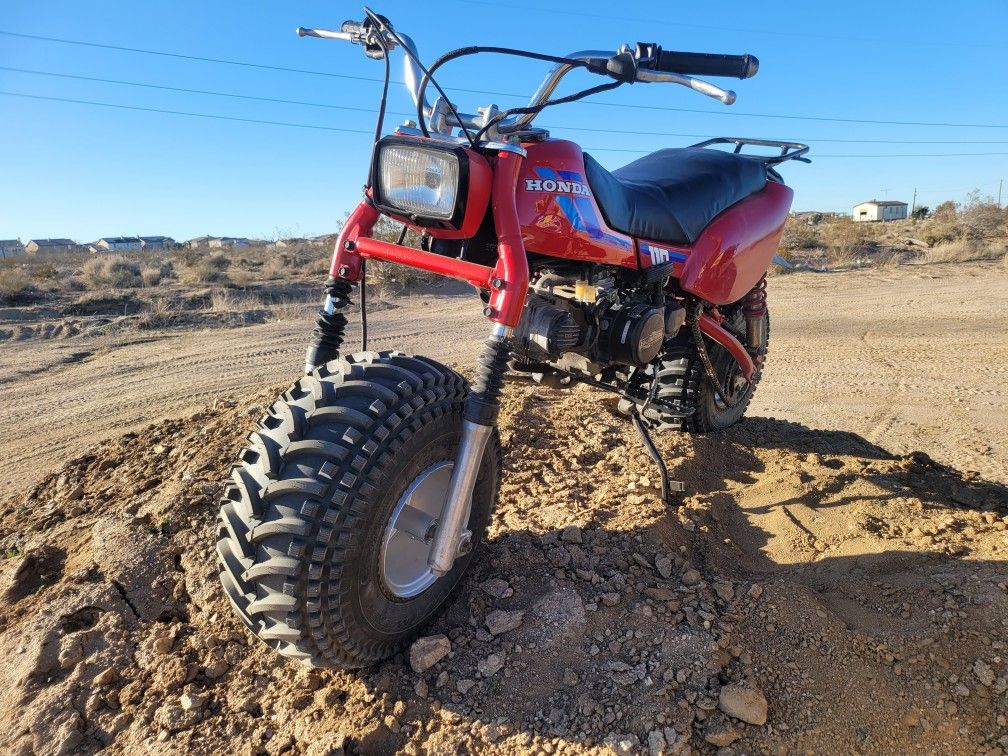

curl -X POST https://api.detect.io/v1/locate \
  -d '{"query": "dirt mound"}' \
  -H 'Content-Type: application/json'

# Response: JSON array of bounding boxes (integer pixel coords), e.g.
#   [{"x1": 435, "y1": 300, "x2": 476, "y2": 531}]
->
[{"x1": 0, "y1": 381, "x2": 1005, "y2": 755}]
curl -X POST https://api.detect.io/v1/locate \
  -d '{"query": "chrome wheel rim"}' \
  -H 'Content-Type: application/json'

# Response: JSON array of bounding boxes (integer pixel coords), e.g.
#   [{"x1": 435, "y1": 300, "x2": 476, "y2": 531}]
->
[{"x1": 379, "y1": 462, "x2": 452, "y2": 599}]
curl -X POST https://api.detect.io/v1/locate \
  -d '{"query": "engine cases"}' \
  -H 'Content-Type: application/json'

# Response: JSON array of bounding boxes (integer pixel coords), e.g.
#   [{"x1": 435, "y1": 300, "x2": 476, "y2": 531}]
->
[{"x1": 517, "y1": 139, "x2": 793, "y2": 305}]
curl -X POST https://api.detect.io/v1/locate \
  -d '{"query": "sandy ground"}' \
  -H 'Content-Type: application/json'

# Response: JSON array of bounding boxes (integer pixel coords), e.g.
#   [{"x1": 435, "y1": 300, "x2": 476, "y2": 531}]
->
[
  {"x1": 2, "y1": 262, "x2": 1006, "y2": 498},
  {"x1": 0, "y1": 261, "x2": 1006, "y2": 755}
]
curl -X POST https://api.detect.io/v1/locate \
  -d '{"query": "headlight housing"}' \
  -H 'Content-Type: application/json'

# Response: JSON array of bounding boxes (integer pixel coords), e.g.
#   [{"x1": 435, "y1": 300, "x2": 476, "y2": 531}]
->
[{"x1": 371, "y1": 136, "x2": 491, "y2": 236}]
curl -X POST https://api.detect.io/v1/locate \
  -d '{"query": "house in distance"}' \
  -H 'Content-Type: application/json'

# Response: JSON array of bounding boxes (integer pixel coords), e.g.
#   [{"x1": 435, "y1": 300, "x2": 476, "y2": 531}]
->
[{"x1": 853, "y1": 199, "x2": 908, "y2": 222}]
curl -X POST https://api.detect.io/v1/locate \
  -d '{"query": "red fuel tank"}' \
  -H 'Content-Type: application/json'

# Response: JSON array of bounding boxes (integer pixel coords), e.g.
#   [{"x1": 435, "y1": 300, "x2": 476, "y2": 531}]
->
[{"x1": 517, "y1": 140, "x2": 637, "y2": 269}]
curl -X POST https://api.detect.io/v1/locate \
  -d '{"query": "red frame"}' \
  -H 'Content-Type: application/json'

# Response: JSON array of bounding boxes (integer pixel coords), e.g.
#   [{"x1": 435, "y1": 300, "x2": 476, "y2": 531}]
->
[{"x1": 330, "y1": 148, "x2": 530, "y2": 327}]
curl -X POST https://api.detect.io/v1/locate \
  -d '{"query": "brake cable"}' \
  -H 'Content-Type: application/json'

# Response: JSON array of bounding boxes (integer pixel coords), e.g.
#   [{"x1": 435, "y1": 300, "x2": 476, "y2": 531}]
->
[
  {"x1": 362, "y1": 7, "x2": 477, "y2": 146},
  {"x1": 414, "y1": 46, "x2": 626, "y2": 141}
]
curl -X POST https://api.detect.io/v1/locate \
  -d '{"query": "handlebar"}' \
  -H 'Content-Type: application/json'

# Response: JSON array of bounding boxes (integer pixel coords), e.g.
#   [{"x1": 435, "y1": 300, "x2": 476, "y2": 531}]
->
[
  {"x1": 654, "y1": 50, "x2": 759, "y2": 80},
  {"x1": 296, "y1": 19, "x2": 756, "y2": 135}
]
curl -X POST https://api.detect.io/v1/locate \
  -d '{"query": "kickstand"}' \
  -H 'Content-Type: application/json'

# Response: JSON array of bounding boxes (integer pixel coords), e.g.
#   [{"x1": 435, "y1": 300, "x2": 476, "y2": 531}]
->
[{"x1": 630, "y1": 410, "x2": 685, "y2": 506}]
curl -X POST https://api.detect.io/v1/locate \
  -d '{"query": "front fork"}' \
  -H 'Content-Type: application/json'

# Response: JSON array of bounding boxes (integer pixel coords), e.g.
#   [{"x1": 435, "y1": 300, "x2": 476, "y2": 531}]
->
[{"x1": 305, "y1": 149, "x2": 527, "y2": 577}]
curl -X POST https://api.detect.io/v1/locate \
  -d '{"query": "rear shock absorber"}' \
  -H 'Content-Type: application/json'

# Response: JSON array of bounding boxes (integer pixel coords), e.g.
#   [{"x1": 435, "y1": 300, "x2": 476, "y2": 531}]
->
[
  {"x1": 741, "y1": 275, "x2": 767, "y2": 361},
  {"x1": 304, "y1": 276, "x2": 355, "y2": 374}
]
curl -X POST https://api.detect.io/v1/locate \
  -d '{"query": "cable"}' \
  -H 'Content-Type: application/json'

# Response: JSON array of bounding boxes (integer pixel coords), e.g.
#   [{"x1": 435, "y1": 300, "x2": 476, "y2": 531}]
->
[
  {"x1": 5, "y1": 29, "x2": 1008, "y2": 129},
  {"x1": 0, "y1": 90, "x2": 374, "y2": 134},
  {"x1": 452, "y1": 0, "x2": 999, "y2": 50},
  {"x1": 0, "y1": 65, "x2": 381, "y2": 113},
  {"x1": 8, "y1": 64, "x2": 1008, "y2": 147},
  {"x1": 4, "y1": 90, "x2": 1005, "y2": 159}
]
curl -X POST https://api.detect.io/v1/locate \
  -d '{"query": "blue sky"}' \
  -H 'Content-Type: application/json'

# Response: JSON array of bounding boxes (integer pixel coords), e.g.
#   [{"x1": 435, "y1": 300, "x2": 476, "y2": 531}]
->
[{"x1": 1, "y1": 0, "x2": 1006, "y2": 241}]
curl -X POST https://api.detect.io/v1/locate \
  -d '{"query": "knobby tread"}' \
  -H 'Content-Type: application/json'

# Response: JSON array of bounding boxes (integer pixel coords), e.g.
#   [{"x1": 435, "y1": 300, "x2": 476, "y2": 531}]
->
[{"x1": 216, "y1": 350, "x2": 496, "y2": 669}]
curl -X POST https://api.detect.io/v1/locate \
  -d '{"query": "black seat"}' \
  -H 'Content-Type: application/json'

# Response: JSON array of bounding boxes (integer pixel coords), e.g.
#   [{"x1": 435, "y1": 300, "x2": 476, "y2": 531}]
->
[{"x1": 584, "y1": 148, "x2": 768, "y2": 246}]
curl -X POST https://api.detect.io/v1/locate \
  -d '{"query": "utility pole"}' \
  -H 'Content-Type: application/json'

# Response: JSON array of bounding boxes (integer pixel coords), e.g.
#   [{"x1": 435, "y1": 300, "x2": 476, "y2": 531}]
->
[
  {"x1": 911, "y1": 187, "x2": 917, "y2": 216},
  {"x1": 998, "y1": 178, "x2": 1003, "y2": 208}
]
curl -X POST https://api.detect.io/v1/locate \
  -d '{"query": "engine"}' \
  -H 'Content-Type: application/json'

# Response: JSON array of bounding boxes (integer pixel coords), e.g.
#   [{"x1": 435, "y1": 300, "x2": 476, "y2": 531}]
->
[{"x1": 513, "y1": 271, "x2": 684, "y2": 376}]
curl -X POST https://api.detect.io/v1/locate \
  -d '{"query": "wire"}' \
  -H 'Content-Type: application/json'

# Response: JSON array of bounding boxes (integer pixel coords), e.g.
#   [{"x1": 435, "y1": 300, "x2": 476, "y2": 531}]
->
[
  {"x1": 7, "y1": 65, "x2": 1008, "y2": 146},
  {"x1": 4, "y1": 90, "x2": 1005, "y2": 160},
  {"x1": 0, "y1": 65, "x2": 380, "y2": 113},
  {"x1": 452, "y1": 0, "x2": 999, "y2": 50},
  {"x1": 5, "y1": 29, "x2": 1008, "y2": 129},
  {"x1": 0, "y1": 90, "x2": 374, "y2": 134}
]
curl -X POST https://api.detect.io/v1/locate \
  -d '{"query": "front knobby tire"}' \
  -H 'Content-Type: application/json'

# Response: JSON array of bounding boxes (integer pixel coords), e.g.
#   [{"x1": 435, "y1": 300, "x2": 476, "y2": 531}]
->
[{"x1": 216, "y1": 352, "x2": 500, "y2": 669}]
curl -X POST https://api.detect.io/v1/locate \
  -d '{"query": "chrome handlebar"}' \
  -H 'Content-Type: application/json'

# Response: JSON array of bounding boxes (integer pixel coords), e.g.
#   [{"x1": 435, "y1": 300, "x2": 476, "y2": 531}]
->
[{"x1": 296, "y1": 24, "x2": 737, "y2": 135}]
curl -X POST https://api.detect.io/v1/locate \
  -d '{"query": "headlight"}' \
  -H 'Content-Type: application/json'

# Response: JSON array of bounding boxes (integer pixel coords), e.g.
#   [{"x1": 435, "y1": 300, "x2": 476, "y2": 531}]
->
[{"x1": 377, "y1": 144, "x2": 460, "y2": 220}]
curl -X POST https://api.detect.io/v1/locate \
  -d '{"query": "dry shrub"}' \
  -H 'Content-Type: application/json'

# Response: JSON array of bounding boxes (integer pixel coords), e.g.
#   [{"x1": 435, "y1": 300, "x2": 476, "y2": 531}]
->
[
  {"x1": 0, "y1": 267, "x2": 34, "y2": 301},
  {"x1": 921, "y1": 222, "x2": 962, "y2": 247},
  {"x1": 819, "y1": 218, "x2": 875, "y2": 267},
  {"x1": 141, "y1": 262, "x2": 176, "y2": 287},
  {"x1": 226, "y1": 267, "x2": 255, "y2": 289},
  {"x1": 930, "y1": 200, "x2": 958, "y2": 222},
  {"x1": 959, "y1": 190, "x2": 1006, "y2": 241},
  {"x1": 182, "y1": 253, "x2": 230, "y2": 284},
  {"x1": 779, "y1": 217, "x2": 820, "y2": 251},
  {"x1": 302, "y1": 256, "x2": 330, "y2": 277},
  {"x1": 262, "y1": 254, "x2": 296, "y2": 280},
  {"x1": 139, "y1": 297, "x2": 179, "y2": 329},
  {"x1": 82, "y1": 255, "x2": 143, "y2": 288},
  {"x1": 921, "y1": 239, "x2": 1006, "y2": 264},
  {"x1": 28, "y1": 263, "x2": 60, "y2": 282},
  {"x1": 367, "y1": 260, "x2": 436, "y2": 297},
  {"x1": 208, "y1": 288, "x2": 260, "y2": 312}
]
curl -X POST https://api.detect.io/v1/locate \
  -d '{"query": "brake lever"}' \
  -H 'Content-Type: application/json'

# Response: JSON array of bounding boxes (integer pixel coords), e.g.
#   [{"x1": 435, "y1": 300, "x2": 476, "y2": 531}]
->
[{"x1": 636, "y1": 69, "x2": 736, "y2": 105}]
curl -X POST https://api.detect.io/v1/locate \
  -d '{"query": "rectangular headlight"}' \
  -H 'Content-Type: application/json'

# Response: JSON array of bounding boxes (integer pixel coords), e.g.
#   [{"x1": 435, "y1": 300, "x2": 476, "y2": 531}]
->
[{"x1": 377, "y1": 143, "x2": 460, "y2": 221}]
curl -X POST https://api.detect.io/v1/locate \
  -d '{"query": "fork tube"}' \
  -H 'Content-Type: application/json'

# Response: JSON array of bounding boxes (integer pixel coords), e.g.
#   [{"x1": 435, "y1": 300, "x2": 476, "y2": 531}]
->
[{"x1": 428, "y1": 323, "x2": 512, "y2": 576}]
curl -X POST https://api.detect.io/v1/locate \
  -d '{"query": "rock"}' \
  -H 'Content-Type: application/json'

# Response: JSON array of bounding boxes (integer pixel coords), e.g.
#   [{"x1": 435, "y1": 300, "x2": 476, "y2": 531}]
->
[
  {"x1": 681, "y1": 569, "x2": 701, "y2": 586},
  {"x1": 718, "y1": 683, "x2": 768, "y2": 725},
  {"x1": 561, "y1": 525, "x2": 583, "y2": 544},
  {"x1": 409, "y1": 634, "x2": 451, "y2": 673},
  {"x1": 748, "y1": 583, "x2": 764, "y2": 600},
  {"x1": 704, "y1": 717, "x2": 741, "y2": 747},
  {"x1": 94, "y1": 667, "x2": 117, "y2": 687},
  {"x1": 547, "y1": 546, "x2": 571, "y2": 568},
  {"x1": 647, "y1": 729, "x2": 667, "y2": 756},
  {"x1": 456, "y1": 678, "x2": 476, "y2": 695},
  {"x1": 65, "y1": 483, "x2": 85, "y2": 501},
  {"x1": 600, "y1": 592, "x2": 620, "y2": 607},
  {"x1": 713, "y1": 582, "x2": 734, "y2": 602},
  {"x1": 179, "y1": 691, "x2": 206, "y2": 711},
  {"x1": 515, "y1": 585, "x2": 585, "y2": 650},
  {"x1": 655, "y1": 555, "x2": 673, "y2": 579},
  {"x1": 479, "y1": 578, "x2": 513, "y2": 599},
  {"x1": 151, "y1": 634, "x2": 174, "y2": 655},
  {"x1": 603, "y1": 733, "x2": 640, "y2": 755},
  {"x1": 974, "y1": 660, "x2": 995, "y2": 687},
  {"x1": 478, "y1": 653, "x2": 505, "y2": 677},
  {"x1": 414, "y1": 679, "x2": 428, "y2": 698},
  {"x1": 204, "y1": 660, "x2": 229, "y2": 679},
  {"x1": 485, "y1": 609, "x2": 525, "y2": 636},
  {"x1": 645, "y1": 587, "x2": 679, "y2": 603}
]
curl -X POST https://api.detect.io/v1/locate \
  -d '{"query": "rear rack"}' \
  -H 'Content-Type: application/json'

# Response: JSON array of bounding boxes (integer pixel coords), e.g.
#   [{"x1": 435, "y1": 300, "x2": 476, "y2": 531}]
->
[{"x1": 690, "y1": 137, "x2": 810, "y2": 165}]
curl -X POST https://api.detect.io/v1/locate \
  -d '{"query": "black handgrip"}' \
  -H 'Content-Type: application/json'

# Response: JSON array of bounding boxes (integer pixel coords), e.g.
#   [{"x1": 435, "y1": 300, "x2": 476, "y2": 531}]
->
[{"x1": 656, "y1": 50, "x2": 759, "y2": 79}]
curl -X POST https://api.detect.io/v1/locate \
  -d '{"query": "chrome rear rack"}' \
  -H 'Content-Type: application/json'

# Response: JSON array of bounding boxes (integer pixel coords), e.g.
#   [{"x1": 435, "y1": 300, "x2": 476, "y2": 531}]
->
[{"x1": 690, "y1": 137, "x2": 810, "y2": 164}]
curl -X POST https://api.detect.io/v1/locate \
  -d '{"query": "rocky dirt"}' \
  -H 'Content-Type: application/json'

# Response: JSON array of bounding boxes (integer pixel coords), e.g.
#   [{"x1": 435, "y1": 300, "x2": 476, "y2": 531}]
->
[{"x1": 0, "y1": 262, "x2": 1006, "y2": 754}]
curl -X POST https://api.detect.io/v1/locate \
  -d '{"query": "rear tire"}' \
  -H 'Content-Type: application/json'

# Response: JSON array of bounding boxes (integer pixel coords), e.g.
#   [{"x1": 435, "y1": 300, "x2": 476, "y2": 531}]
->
[
  {"x1": 216, "y1": 352, "x2": 500, "y2": 669},
  {"x1": 620, "y1": 306, "x2": 768, "y2": 433}
]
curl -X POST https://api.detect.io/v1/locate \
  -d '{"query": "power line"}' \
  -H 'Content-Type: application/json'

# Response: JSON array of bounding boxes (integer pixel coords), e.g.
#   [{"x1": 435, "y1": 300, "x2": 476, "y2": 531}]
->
[
  {"x1": 452, "y1": 0, "x2": 998, "y2": 49},
  {"x1": 5, "y1": 90, "x2": 1007, "y2": 160},
  {"x1": 0, "y1": 65, "x2": 379, "y2": 114},
  {"x1": 4, "y1": 29, "x2": 1008, "y2": 129},
  {"x1": 0, "y1": 91, "x2": 373, "y2": 134},
  {"x1": 8, "y1": 65, "x2": 1008, "y2": 145}
]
